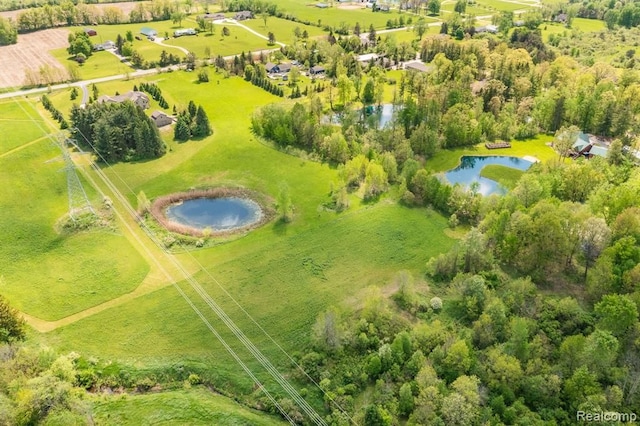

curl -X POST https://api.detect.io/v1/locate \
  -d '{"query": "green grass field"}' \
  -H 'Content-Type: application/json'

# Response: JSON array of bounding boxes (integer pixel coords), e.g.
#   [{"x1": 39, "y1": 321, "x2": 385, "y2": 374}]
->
[
  {"x1": 163, "y1": 24, "x2": 271, "y2": 58},
  {"x1": 92, "y1": 388, "x2": 285, "y2": 425},
  {"x1": 541, "y1": 17, "x2": 606, "y2": 40},
  {"x1": 479, "y1": 164, "x2": 525, "y2": 188},
  {"x1": 0, "y1": 99, "x2": 149, "y2": 321},
  {"x1": 31, "y1": 72, "x2": 454, "y2": 400},
  {"x1": 475, "y1": 0, "x2": 534, "y2": 12},
  {"x1": 427, "y1": 134, "x2": 556, "y2": 172},
  {"x1": 50, "y1": 49, "x2": 132, "y2": 81},
  {"x1": 240, "y1": 16, "x2": 326, "y2": 45},
  {"x1": 0, "y1": 99, "x2": 48, "y2": 155},
  {"x1": 267, "y1": 0, "x2": 412, "y2": 30}
]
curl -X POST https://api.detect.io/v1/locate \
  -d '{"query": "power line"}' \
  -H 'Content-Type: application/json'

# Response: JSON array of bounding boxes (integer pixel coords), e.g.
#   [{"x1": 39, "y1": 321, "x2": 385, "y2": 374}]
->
[
  {"x1": 70, "y1": 128, "x2": 328, "y2": 425},
  {"x1": 5, "y1": 97, "x2": 297, "y2": 425}
]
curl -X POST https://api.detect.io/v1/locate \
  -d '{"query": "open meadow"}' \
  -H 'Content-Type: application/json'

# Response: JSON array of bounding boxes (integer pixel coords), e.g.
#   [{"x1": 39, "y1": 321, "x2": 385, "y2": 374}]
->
[
  {"x1": 92, "y1": 388, "x2": 286, "y2": 425},
  {"x1": 0, "y1": 98, "x2": 149, "y2": 322},
  {"x1": 5, "y1": 71, "x2": 453, "y2": 405}
]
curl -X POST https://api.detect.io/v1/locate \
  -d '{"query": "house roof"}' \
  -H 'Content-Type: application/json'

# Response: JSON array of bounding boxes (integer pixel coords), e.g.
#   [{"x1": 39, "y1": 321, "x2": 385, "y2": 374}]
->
[
  {"x1": 278, "y1": 63, "x2": 292, "y2": 72},
  {"x1": 589, "y1": 145, "x2": 608, "y2": 158},
  {"x1": 140, "y1": 27, "x2": 157, "y2": 36},
  {"x1": 404, "y1": 61, "x2": 431, "y2": 72},
  {"x1": 265, "y1": 62, "x2": 277, "y2": 71},
  {"x1": 151, "y1": 110, "x2": 168, "y2": 119},
  {"x1": 357, "y1": 53, "x2": 379, "y2": 62},
  {"x1": 99, "y1": 91, "x2": 149, "y2": 105},
  {"x1": 572, "y1": 132, "x2": 591, "y2": 149},
  {"x1": 310, "y1": 65, "x2": 325, "y2": 73}
]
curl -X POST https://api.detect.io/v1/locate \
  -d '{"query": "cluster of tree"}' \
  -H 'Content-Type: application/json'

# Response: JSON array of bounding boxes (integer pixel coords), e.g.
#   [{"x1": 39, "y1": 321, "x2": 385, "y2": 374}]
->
[
  {"x1": 0, "y1": 16, "x2": 17, "y2": 45},
  {"x1": 41, "y1": 94, "x2": 69, "y2": 129},
  {"x1": 70, "y1": 101, "x2": 165, "y2": 163},
  {"x1": 174, "y1": 100, "x2": 212, "y2": 141},
  {"x1": 243, "y1": 63, "x2": 285, "y2": 97},
  {"x1": 290, "y1": 242, "x2": 640, "y2": 424},
  {"x1": 15, "y1": 0, "x2": 179, "y2": 33},
  {"x1": 157, "y1": 49, "x2": 182, "y2": 67},
  {"x1": 136, "y1": 82, "x2": 169, "y2": 109},
  {"x1": 67, "y1": 30, "x2": 92, "y2": 63}
]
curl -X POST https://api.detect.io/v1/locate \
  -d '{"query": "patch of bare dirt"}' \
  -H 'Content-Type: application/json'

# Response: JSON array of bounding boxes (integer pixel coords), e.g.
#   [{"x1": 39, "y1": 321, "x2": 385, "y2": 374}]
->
[{"x1": 0, "y1": 28, "x2": 70, "y2": 88}]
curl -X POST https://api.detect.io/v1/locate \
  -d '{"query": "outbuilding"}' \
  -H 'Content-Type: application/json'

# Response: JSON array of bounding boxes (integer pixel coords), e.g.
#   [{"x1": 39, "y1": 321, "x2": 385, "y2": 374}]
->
[
  {"x1": 151, "y1": 111, "x2": 173, "y2": 127},
  {"x1": 84, "y1": 27, "x2": 97, "y2": 36},
  {"x1": 140, "y1": 27, "x2": 158, "y2": 38},
  {"x1": 309, "y1": 65, "x2": 325, "y2": 76}
]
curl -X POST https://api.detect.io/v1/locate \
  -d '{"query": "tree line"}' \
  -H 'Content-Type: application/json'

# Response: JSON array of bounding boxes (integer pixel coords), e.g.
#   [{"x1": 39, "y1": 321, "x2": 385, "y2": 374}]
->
[{"x1": 13, "y1": 0, "x2": 179, "y2": 35}]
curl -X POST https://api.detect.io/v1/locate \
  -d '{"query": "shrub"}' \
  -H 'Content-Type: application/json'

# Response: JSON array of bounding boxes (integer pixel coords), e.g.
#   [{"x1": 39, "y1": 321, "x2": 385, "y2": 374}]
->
[{"x1": 430, "y1": 297, "x2": 443, "y2": 311}]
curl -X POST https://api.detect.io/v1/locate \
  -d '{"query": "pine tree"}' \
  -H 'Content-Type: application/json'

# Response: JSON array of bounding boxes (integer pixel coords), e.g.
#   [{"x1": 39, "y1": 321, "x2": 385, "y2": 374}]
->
[
  {"x1": 193, "y1": 105, "x2": 212, "y2": 137},
  {"x1": 174, "y1": 114, "x2": 192, "y2": 141},
  {"x1": 188, "y1": 100, "x2": 197, "y2": 118}
]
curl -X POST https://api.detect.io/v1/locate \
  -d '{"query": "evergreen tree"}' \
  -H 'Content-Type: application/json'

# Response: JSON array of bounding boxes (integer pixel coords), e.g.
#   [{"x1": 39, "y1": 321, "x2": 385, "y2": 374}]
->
[
  {"x1": 174, "y1": 114, "x2": 192, "y2": 141},
  {"x1": 193, "y1": 106, "x2": 212, "y2": 137},
  {"x1": 188, "y1": 100, "x2": 197, "y2": 118}
]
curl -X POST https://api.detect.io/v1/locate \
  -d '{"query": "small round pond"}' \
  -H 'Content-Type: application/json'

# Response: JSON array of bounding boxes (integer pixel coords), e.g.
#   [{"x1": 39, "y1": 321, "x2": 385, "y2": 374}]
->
[
  {"x1": 444, "y1": 156, "x2": 534, "y2": 196},
  {"x1": 165, "y1": 197, "x2": 263, "y2": 231}
]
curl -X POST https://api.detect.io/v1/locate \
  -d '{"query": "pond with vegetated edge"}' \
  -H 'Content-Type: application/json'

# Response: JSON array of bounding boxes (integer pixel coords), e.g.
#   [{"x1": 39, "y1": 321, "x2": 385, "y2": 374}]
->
[
  {"x1": 444, "y1": 156, "x2": 534, "y2": 196},
  {"x1": 165, "y1": 197, "x2": 263, "y2": 231}
]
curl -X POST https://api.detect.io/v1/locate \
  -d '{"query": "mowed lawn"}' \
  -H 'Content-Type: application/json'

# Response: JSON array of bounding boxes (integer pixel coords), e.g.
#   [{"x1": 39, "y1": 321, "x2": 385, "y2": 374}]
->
[
  {"x1": 0, "y1": 99, "x2": 47, "y2": 155},
  {"x1": 50, "y1": 48, "x2": 132, "y2": 81},
  {"x1": 269, "y1": 0, "x2": 412, "y2": 30},
  {"x1": 163, "y1": 24, "x2": 271, "y2": 58},
  {"x1": 0, "y1": 102, "x2": 149, "y2": 321},
  {"x1": 42, "y1": 72, "x2": 454, "y2": 396},
  {"x1": 240, "y1": 16, "x2": 326, "y2": 45},
  {"x1": 92, "y1": 388, "x2": 285, "y2": 425},
  {"x1": 427, "y1": 134, "x2": 556, "y2": 172}
]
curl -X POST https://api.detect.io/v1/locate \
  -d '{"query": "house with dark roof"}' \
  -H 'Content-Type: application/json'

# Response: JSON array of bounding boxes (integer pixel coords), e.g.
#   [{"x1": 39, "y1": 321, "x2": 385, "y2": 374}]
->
[
  {"x1": 84, "y1": 27, "x2": 97, "y2": 36},
  {"x1": 265, "y1": 62, "x2": 278, "y2": 73},
  {"x1": 151, "y1": 111, "x2": 173, "y2": 127},
  {"x1": 97, "y1": 91, "x2": 150, "y2": 109},
  {"x1": 309, "y1": 65, "x2": 325, "y2": 76},
  {"x1": 235, "y1": 10, "x2": 253, "y2": 20},
  {"x1": 278, "y1": 63, "x2": 292, "y2": 73},
  {"x1": 554, "y1": 13, "x2": 568, "y2": 24},
  {"x1": 201, "y1": 12, "x2": 225, "y2": 21}
]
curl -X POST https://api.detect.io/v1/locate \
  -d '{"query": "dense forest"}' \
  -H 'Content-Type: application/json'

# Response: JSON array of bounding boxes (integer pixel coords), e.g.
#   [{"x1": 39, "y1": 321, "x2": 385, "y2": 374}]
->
[{"x1": 70, "y1": 101, "x2": 166, "y2": 163}]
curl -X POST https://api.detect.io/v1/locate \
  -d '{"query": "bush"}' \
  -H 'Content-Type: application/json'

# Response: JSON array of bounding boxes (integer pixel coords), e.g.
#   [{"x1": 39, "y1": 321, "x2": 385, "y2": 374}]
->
[{"x1": 430, "y1": 297, "x2": 443, "y2": 311}]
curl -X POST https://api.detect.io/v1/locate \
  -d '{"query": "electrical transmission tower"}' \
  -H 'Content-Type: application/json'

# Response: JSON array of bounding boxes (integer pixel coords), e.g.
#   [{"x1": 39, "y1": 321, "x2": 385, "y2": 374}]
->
[{"x1": 55, "y1": 133, "x2": 94, "y2": 221}]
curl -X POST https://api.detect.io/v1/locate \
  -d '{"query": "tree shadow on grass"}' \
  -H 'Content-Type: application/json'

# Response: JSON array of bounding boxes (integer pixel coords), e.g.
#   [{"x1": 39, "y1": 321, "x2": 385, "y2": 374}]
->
[{"x1": 271, "y1": 217, "x2": 289, "y2": 236}]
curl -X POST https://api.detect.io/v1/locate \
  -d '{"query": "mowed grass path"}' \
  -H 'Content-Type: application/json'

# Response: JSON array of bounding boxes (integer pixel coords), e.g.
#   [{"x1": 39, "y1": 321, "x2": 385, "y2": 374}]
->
[
  {"x1": 42, "y1": 72, "x2": 454, "y2": 396},
  {"x1": 92, "y1": 388, "x2": 285, "y2": 425},
  {"x1": 0, "y1": 100, "x2": 149, "y2": 321}
]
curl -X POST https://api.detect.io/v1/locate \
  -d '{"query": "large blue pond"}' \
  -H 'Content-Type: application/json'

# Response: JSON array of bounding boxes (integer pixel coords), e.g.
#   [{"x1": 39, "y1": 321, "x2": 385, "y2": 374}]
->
[
  {"x1": 444, "y1": 156, "x2": 534, "y2": 196},
  {"x1": 165, "y1": 197, "x2": 262, "y2": 231}
]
